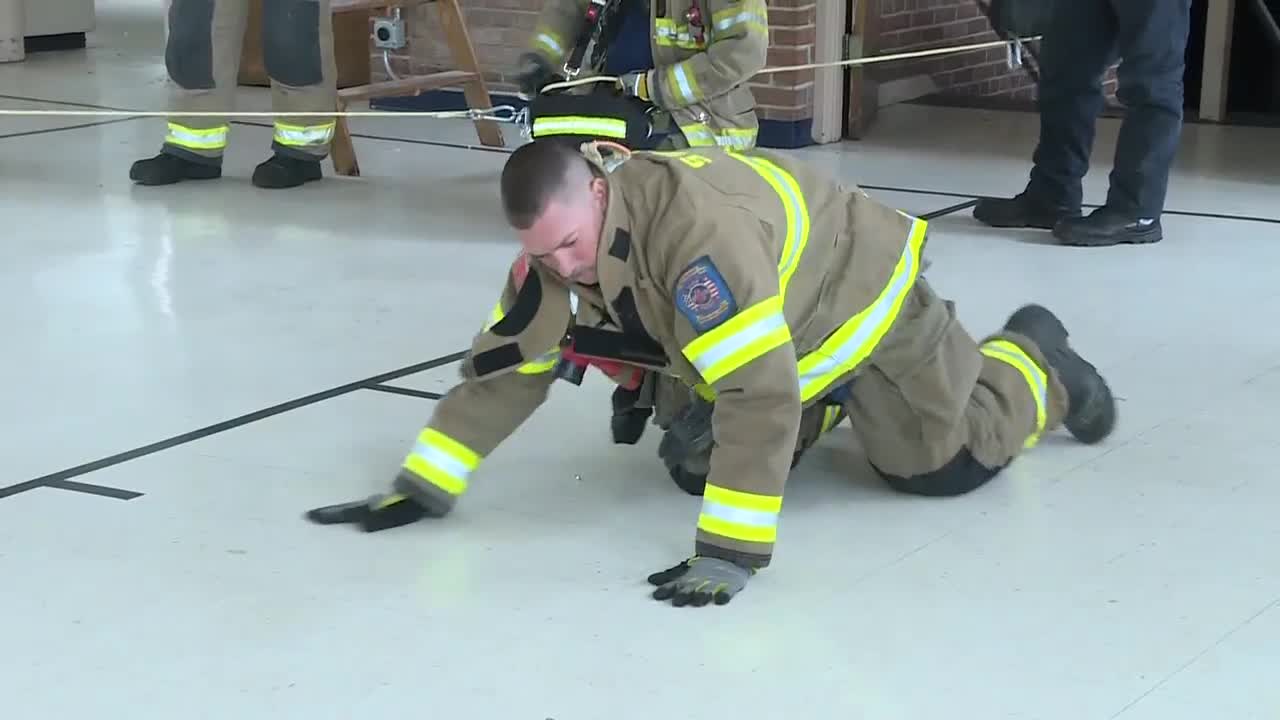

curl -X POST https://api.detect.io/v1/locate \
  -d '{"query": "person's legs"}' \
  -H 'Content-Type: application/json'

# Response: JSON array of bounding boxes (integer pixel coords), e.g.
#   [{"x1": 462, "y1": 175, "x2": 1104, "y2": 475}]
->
[
  {"x1": 1053, "y1": 0, "x2": 1192, "y2": 246},
  {"x1": 973, "y1": 0, "x2": 1119, "y2": 229},
  {"x1": 255, "y1": 0, "x2": 337, "y2": 188},
  {"x1": 130, "y1": 0, "x2": 250, "y2": 185},
  {"x1": 845, "y1": 279, "x2": 1114, "y2": 496}
]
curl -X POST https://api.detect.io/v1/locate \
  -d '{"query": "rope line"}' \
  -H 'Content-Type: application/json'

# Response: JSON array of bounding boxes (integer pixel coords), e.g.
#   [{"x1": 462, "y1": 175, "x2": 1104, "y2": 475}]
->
[{"x1": 0, "y1": 36, "x2": 1038, "y2": 119}]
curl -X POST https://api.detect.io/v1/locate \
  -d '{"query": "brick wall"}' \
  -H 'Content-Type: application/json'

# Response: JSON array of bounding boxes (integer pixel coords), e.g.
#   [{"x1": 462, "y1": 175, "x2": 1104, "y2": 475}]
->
[
  {"x1": 869, "y1": 0, "x2": 1118, "y2": 104},
  {"x1": 374, "y1": 1, "x2": 818, "y2": 126}
]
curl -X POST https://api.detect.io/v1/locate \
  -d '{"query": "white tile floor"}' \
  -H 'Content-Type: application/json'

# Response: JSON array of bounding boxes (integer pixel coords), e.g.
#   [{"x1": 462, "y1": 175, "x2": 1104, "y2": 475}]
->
[{"x1": 3, "y1": 3, "x2": 1279, "y2": 719}]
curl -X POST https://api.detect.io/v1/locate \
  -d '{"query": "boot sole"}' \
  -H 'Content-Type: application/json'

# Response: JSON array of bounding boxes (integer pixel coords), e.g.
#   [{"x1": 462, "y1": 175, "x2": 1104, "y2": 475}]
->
[{"x1": 1053, "y1": 225, "x2": 1163, "y2": 247}]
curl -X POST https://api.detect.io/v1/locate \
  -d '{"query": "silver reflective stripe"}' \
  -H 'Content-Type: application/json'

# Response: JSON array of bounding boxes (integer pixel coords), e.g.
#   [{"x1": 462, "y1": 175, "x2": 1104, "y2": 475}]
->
[
  {"x1": 798, "y1": 237, "x2": 918, "y2": 388},
  {"x1": 716, "y1": 10, "x2": 762, "y2": 31},
  {"x1": 166, "y1": 125, "x2": 228, "y2": 149},
  {"x1": 536, "y1": 33, "x2": 563, "y2": 55},
  {"x1": 688, "y1": 310, "x2": 787, "y2": 376},
  {"x1": 410, "y1": 441, "x2": 469, "y2": 481},
  {"x1": 274, "y1": 124, "x2": 334, "y2": 146},
  {"x1": 672, "y1": 64, "x2": 695, "y2": 102},
  {"x1": 700, "y1": 500, "x2": 777, "y2": 528},
  {"x1": 715, "y1": 133, "x2": 754, "y2": 149}
]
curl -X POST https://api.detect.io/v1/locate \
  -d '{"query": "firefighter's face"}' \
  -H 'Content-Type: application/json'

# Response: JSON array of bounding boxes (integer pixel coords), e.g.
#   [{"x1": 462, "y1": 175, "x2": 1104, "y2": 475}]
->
[{"x1": 518, "y1": 174, "x2": 608, "y2": 285}]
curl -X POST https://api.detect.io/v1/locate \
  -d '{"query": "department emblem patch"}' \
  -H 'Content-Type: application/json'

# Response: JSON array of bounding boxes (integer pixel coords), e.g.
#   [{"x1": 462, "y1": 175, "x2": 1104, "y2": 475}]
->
[{"x1": 674, "y1": 256, "x2": 737, "y2": 332}]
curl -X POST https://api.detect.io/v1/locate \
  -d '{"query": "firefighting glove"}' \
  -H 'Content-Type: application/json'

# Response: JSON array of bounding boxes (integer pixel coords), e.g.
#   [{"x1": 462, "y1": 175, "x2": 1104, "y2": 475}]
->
[
  {"x1": 305, "y1": 472, "x2": 449, "y2": 532},
  {"x1": 617, "y1": 70, "x2": 653, "y2": 103},
  {"x1": 648, "y1": 556, "x2": 754, "y2": 607},
  {"x1": 611, "y1": 385, "x2": 652, "y2": 445},
  {"x1": 515, "y1": 52, "x2": 554, "y2": 97}
]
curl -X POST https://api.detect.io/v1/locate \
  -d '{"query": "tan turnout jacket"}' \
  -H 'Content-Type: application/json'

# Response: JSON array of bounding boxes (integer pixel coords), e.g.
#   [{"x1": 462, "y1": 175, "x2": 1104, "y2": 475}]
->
[{"x1": 399, "y1": 147, "x2": 929, "y2": 569}]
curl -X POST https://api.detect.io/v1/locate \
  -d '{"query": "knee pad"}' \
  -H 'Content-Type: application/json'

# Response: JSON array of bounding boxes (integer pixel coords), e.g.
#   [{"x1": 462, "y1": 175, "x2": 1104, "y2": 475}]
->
[
  {"x1": 164, "y1": 0, "x2": 216, "y2": 90},
  {"x1": 262, "y1": 0, "x2": 324, "y2": 87},
  {"x1": 876, "y1": 449, "x2": 1002, "y2": 498}
]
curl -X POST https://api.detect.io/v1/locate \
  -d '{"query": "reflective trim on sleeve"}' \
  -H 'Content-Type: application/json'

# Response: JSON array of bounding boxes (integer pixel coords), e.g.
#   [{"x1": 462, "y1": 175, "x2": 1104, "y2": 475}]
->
[
  {"x1": 681, "y1": 295, "x2": 791, "y2": 386},
  {"x1": 697, "y1": 483, "x2": 782, "y2": 544}
]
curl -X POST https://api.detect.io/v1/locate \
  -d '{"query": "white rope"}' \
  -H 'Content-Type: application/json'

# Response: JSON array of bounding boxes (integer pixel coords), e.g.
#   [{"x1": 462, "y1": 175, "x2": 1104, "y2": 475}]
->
[{"x1": 0, "y1": 36, "x2": 1038, "y2": 118}]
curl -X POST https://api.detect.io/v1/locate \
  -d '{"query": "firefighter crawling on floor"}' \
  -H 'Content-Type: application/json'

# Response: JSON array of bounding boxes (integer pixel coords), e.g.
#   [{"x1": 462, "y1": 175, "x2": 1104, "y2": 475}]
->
[{"x1": 307, "y1": 140, "x2": 1118, "y2": 608}]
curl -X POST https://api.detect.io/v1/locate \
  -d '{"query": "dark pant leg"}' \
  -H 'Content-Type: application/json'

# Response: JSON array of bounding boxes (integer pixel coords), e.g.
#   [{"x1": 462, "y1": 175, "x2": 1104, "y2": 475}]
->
[
  {"x1": 1105, "y1": 0, "x2": 1193, "y2": 217},
  {"x1": 1027, "y1": 0, "x2": 1119, "y2": 208}
]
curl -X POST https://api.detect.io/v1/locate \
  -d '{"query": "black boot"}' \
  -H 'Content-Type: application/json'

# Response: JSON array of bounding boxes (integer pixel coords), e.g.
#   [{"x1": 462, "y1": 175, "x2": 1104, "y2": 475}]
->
[
  {"x1": 1003, "y1": 304, "x2": 1116, "y2": 444},
  {"x1": 973, "y1": 191, "x2": 1081, "y2": 229},
  {"x1": 1052, "y1": 206, "x2": 1162, "y2": 247},
  {"x1": 251, "y1": 153, "x2": 323, "y2": 189},
  {"x1": 129, "y1": 152, "x2": 222, "y2": 186}
]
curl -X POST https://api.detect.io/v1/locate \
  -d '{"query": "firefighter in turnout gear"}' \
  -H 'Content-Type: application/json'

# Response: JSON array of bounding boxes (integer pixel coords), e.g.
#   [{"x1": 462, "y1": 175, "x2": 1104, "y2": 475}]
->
[
  {"x1": 517, "y1": 0, "x2": 769, "y2": 153},
  {"x1": 514, "y1": 0, "x2": 771, "y2": 491},
  {"x1": 306, "y1": 140, "x2": 1118, "y2": 608},
  {"x1": 130, "y1": 0, "x2": 339, "y2": 189}
]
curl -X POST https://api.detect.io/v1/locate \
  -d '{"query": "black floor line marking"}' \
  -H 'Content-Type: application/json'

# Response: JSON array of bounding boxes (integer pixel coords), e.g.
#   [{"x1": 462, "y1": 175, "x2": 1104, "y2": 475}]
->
[
  {"x1": 0, "y1": 116, "x2": 143, "y2": 141},
  {"x1": 0, "y1": 350, "x2": 467, "y2": 501},
  {"x1": 921, "y1": 198, "x2": 978, "y2": 220},
  {"x1": 0, "y1": 93, "x2": 124, "y2": 110},
  {"x1": 45, "y1": 480, "x2": 144, "y2": 501},
  {"x1": 364, "y1": 384, "x2": 446, "y2": 400}
]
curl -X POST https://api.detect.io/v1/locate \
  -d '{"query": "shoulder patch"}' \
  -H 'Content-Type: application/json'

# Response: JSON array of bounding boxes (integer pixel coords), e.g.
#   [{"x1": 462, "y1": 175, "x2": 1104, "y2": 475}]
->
[{"x1": 674, "y1": 256, "x2": 737, "y2": 332}]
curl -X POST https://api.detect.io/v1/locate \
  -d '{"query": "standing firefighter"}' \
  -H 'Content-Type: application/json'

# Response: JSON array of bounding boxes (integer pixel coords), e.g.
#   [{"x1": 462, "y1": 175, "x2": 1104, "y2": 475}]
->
[
  {"x1": 516, "y1": 0, "x2": 769, "y2": 152},
  {"x1": 306, "y1": 141, "x2": 1118, "y2": 608},
  {"x1": 130, "y1": 0, "x2": 339, "y2": 189},
  {"x1": 513, "y1": 0, "x2": 772, "y2": 490}
]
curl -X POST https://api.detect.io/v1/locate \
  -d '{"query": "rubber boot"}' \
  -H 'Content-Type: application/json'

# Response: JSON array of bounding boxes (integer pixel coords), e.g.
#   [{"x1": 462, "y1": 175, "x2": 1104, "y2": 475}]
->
[
  {"x1": 251, "y1": 153, "x2": 323, "y2": 189},
  {"x1": 973, "y1": 191, "x2": 1081, "y2": 229},
  {"x1": 1003, "y1": 304, "x2": 1116, "y2": 444},
  {"x1": 129, "y1": 152, "x2": 221, "y2": 185}
]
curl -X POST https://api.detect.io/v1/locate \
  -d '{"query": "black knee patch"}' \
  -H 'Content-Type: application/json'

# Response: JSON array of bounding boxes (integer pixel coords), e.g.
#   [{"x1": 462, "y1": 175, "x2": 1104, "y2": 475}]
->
[
  {"x1": 165, "y1": 0, "x2": 215, "y2": 90},
  {"x1": 875, "y1": 448, "x2": 1003, "y2": 497},
  {"x1": 262, "y1": 0, "x2": 324, "y2": 87}
]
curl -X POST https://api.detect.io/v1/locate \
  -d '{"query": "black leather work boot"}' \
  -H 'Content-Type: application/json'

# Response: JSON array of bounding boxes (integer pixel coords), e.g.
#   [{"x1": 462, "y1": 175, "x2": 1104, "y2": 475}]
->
[
  {"x1": 1003, "y1": 304, "x2": 1116, "y2": 444},
  {"x1": 1052, "y1": 206, "x2": 1163, "y2": 246},
  {"x1": 973, "y1": 191, "x2": 1081, "y2": 229},
  {"x1": 129, "y1": 152, "x2": 222, "y2": 185},
  {"x1": 251, "y1": 153, "x2": 323, "y2": 189}
]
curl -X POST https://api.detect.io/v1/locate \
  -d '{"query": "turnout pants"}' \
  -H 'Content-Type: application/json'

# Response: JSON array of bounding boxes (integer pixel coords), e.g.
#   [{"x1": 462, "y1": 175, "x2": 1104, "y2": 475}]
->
[
  {"x1": 841, "y1": 279, "x2": 1070, "y2": 496},
  {"x1": 1028, "y1": 0, "x2": 1192, "y2": 218},
  {"x1": 162, "y1": 0, "x2": 338, "y2": 164}
]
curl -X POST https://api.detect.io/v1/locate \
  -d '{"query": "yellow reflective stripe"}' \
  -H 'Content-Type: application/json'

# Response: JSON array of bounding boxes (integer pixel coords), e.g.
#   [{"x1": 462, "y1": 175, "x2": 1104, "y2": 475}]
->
[
  {"x1": 980, "y1": 339, "x2": 1049, "y2": 448},
  {"x1": 679, "y1": 123, "x2": 757, "y2": 150},
  {"x1": 402, "y1": 428, "x2": 480, "y2": 496},
  {"x1": 693, "y1": 382, "x2": 718, "y2": 401},
  {"x1": 273, "y1": 120, "x2": 335, "y2": 147},
  {"x1": 654, "y1": 18, "x2": 705, "y2": 48},
  {"x1": 682, "y1": 296, "x2": 790, "y2": 385},
  {"x1": 517, "y1": 350, "x2": 560, "y2": 375},
  {"x1": 711, "y1": 3, "x2": 769, "y2": 37},
  {"x1": 821, "y1": 405, "x2": 844, "y2": 433},
  {"x1": 533, "y1": 29, "x2": 564, "y2": 58},
  {"x1": 728, "y1": 152, "x2": 810, "y2": 297},
  {"x1": 532, "y1": 116, "x2": 628, "y2": 139},
  {"x1": 666, "y1": 60, "x2": 702, "y2": 104},
  {"x1": 697, "y1": 483, "x2": 781, "y2": 544},
  {"x1": 795, "y1": 217, "x2": 928, "y2": 402},
  {"x1": 165, "y1": 122, "x2": 228, "y2": 150}
]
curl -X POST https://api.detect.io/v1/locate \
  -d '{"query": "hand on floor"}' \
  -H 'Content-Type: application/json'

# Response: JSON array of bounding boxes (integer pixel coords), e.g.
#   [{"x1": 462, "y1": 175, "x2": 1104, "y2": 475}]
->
[{"x1": 647, "y1": 556, "x2": 753, "y2": 607}]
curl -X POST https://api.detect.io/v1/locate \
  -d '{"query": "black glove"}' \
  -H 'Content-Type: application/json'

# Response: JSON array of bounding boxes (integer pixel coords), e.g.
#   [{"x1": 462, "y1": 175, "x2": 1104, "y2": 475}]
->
[
  {"x1": 611, "y1": 384, "x2": 652, "y2": 444},
  {"x1": 647, "y1": 557, "x2": 754, "y2": 607},
  {"x1": 658, "y1": 396, "x2": 715, "y2": 495},
  {"x1": 515, "y1": 52, "x2": 555, "y2": 97}
]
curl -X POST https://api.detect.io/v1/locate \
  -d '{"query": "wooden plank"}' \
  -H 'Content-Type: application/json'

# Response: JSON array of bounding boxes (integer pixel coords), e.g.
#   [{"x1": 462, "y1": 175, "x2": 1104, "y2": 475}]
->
[
  {"x1": 435, "y1": 0, "x2": 506, "y2": 147},
  {"x1": 331, "y1": 101, "x2": 361, "y2": 177},
  {"x1": 338, "y1": 70, "x2": 478, "y2": 102}
]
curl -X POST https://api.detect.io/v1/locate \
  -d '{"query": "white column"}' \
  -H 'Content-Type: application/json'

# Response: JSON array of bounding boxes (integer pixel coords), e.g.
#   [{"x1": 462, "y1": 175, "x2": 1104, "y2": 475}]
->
[{"x1": 0, "y1": 0, "x2": 25, "y2": 63}]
